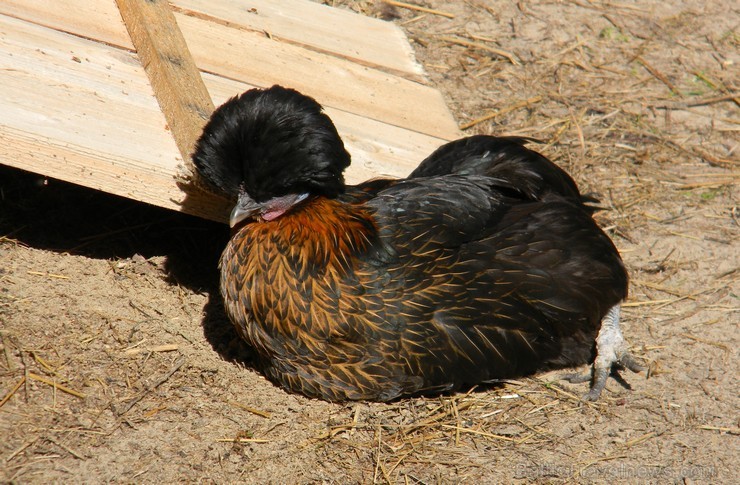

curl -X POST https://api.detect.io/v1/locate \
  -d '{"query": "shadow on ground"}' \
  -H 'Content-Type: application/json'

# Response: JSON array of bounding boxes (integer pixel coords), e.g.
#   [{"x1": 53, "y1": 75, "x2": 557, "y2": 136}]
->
[{"x1": 0, "y1": 164, "x2": 255, "y2": 365}]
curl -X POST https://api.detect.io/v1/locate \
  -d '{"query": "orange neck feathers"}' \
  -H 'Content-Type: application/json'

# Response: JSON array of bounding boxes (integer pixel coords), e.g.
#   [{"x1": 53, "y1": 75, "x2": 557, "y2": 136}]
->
[{"x1": 238, "y1": 196, "x2": 377, "y2": 272}]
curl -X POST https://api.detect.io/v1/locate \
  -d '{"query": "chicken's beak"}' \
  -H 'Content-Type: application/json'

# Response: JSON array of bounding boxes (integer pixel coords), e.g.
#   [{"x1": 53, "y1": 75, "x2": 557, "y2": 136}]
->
[{"x1": 229, "y1": 191, "x2": 261, "y2": 228}]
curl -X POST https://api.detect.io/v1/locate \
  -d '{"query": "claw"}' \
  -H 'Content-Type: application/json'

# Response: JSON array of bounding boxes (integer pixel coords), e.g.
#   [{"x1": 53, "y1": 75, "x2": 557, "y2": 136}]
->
[
  {"x1": 570, "y1": 304, "x2": 646, "y2": 401},
  {"x1": 560, "y1": 371, "x2": 591, "y2": 384}
]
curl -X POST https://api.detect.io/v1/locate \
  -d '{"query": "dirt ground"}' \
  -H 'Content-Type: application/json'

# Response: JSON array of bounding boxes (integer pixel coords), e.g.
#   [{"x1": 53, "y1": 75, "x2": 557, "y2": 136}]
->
[{"x1": 1, "y1": 0, "x2": 738, "y2": 483}]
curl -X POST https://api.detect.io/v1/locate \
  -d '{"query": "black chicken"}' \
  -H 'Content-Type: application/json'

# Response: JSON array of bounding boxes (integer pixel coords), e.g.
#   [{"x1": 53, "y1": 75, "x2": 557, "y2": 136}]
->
[{"x1": 193, "y1": 85, "x2": 644, "y2": 402}]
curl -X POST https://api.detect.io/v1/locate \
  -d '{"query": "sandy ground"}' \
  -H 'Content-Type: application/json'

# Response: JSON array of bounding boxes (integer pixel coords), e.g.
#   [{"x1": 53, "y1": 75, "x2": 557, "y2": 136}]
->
[{"x1": 1, "y1": 0, "x2": 738, "y2": 483}]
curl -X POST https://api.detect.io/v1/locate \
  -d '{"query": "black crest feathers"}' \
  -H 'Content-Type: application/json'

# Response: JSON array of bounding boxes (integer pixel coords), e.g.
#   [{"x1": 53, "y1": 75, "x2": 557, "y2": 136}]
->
[{"x1": 192, "y1": 85, "x2": 351, "y2": 202}]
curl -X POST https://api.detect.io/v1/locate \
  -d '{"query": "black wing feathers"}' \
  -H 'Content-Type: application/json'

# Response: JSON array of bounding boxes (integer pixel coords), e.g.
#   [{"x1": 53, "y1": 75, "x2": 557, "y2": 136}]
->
[{"x1": 410, "y1": 135, "x2": 597, "y2": 207}]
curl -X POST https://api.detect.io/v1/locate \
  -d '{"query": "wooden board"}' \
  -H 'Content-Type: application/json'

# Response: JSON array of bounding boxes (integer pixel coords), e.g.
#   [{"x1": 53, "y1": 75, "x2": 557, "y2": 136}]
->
[
  {"x1": 0, "y1": 0, "x2": 425, "y2": 81},
  {"x1": 115, "y1": 0, "x2": 215, "y2": 172},
  {"x1": 0, "y1": 15, "x2": 231, "y2": 221},
  {"x1": 0, "y1": 1, "x2": 461, "y2": 223},
  {"x1": 1, "y1": 0, "x2": 458, "y2": 138},
  {"x1": 172, "y1": 0, "x2": 426, "y2": 81}
]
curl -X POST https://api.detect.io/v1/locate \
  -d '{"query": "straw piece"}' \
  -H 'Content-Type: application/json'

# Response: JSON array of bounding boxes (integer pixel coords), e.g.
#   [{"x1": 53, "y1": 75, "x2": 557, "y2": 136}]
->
[
  {"x1": 0, "y1": 376, "x2": 25, "y2": 408},
  {"x1": 216, "y1": 438, "x2": 269, "y2": 443},
  {"x1": 460, "y1": 96, "x2": 542, "y2": 130},
  {"x1": 381, "y1": 0, "x2": 455, "y2": 18},
  {"x1": 228, "y1": 400, "x2": 272, "y2": 418},
  {"x1": 27, "y1": 372, "x2": 85, "y2": 399},
  {"x1": 123, "y1": 344, "x2": 180, "y2": 356},
  {"x1": 439, "y1": 36, "x2": 519, "y2": 65}
]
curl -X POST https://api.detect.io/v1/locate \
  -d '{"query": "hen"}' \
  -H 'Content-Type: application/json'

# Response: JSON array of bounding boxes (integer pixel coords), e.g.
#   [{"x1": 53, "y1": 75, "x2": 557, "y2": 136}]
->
[{"x1": 193, "y1": 85, "x2": 644, "y2": 402}]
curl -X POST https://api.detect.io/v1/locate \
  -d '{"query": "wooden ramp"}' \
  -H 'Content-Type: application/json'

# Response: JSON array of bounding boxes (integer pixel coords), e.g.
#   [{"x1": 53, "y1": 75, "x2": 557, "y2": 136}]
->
[{"x1": 0, "y1": 0, "x2": 461, "y2": 222}]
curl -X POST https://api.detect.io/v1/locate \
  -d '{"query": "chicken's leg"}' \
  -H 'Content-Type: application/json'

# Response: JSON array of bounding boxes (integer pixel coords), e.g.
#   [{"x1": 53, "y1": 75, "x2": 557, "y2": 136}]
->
[{"x1": 563, "y1": 304, "x2": 645, "y2": 401}]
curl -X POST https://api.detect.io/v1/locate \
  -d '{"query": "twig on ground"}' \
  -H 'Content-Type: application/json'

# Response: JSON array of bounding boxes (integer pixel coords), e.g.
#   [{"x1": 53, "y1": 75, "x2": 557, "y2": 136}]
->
[
  {"x1": 460, "y1": 96, "x2": 542, "y2": 130},
  {"x1": 635, "y1": 56, "x2": 680, "y2": 95},
  {"x1": 439, "y1": 36, "x2": 520, "y2": 65},
  {"x1": 381, "y1": 0, "x2": 454, "y2": 18},
  {"x1": 114, "y1": 356, "x2": 186, "y2": 416}
]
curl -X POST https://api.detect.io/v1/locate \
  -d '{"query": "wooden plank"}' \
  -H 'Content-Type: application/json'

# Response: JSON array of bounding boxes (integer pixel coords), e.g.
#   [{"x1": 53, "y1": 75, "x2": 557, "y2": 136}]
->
[
  {"x1": 0, "y1": 15, "x2": 176, "y2": 170},
  {"x1": 0, "y1": 0, "x2": 461, "y2": 140},
  {"x1": 0, "y1": 15, "x2": 451, "y2": 222},
  {"x1": 176, "y1": 12, "x2": 459, "y2": 139},
  {"x1": 1, "y1": 127, "x2": 232, "y2": 221},
  {"x1": 0, "y1": 0, "x2": 423, "y2": 81},
  {"x1": 115, "y1": 0, "x2": 214, "y2": 178},
  {"x1": 0, "y1": 15, "x2": 229, "y2": 220},
  {"x1": 172, "y1": 0, "x2": 425, "y2": 81},
  {"x1": 0, "y1": 0, "x2": 134, "y2": 49}
]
